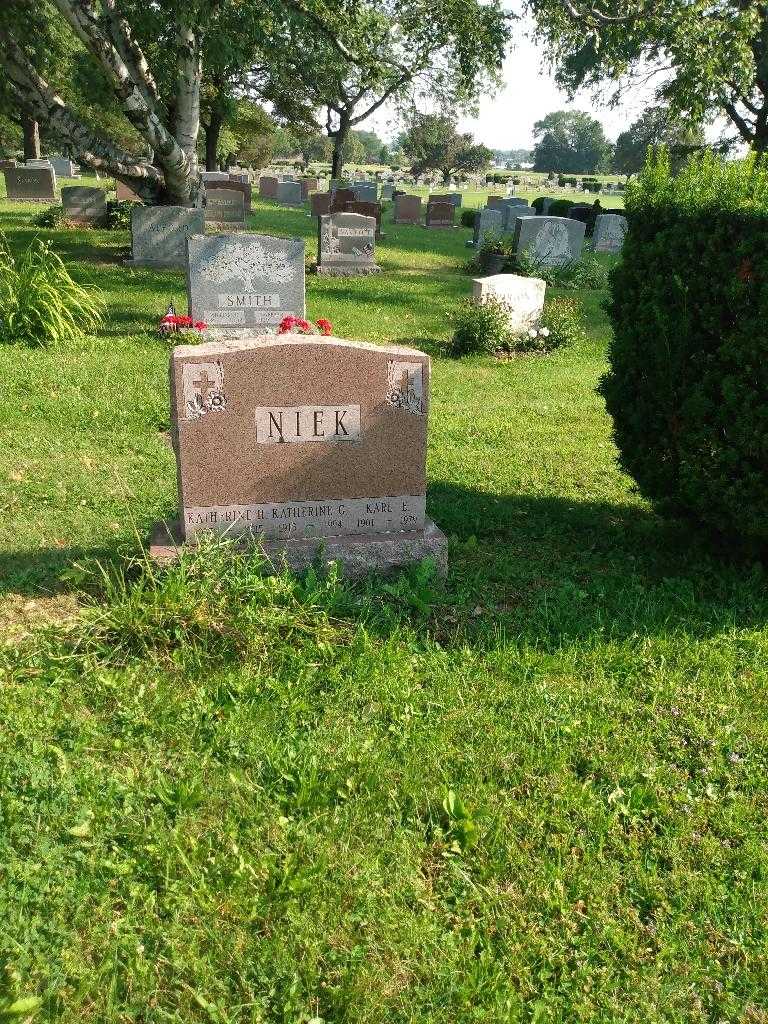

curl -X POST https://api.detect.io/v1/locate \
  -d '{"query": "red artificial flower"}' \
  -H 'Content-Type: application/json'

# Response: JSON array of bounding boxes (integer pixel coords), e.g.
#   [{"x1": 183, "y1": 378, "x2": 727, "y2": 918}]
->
[
  {"x1": 316, "y1": 318, "x2": 333, "y2": 336},
  {"x1": 296, "y1": 319, "x2": 311, "y2": 333},
  {"x1": 194, "y1": 321, "x2": 208, "y2": 331}
]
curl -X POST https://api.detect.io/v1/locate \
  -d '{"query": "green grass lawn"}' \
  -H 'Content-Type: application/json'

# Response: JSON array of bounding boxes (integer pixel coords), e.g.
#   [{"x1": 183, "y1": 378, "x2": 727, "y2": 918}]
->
[{"x1": 0, "y1": 188, "x2": 766, "y2": 1023}]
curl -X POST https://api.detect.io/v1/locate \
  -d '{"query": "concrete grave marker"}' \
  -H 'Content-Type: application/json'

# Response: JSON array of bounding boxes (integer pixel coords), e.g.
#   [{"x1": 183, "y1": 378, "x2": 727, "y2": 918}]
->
[
  {"x1": 128, "y1": 205, "x2": 205, "y2": 268},
  {"x1": 259, "y1": 176, "x2": 279, "y2": 198},
  {"x1": 277, "y1": 181, "x2": 303, "y2": 207},
  {"x1": 513, "y1": 216, "x2": 586, "y2": 266},
  {"x1": 51, "y1": 157, "x2": 79, "y2": 178},
  {"x1": 316, "y1": 212, "x2": 381, "y2": 275},
  {"x1": 205, "y1": 187, "x2": 247, "y2": 225},
  {"x1": 152, "y1": 335, "x2": 447, "y2": 575},
  {"x1": 473, "y1": 208, "x2": 503, "y2": 247},
  {"x1": 593, "y1": 213, "x2": 628, "y2": 253},
  {"x1": 473, "y1": 273, "x2": 546, "y2": 334},
  {"x1": 393, "y1": 195, "x2": 422, "y2": 224},
  {"x1": 425, "y1": 201, "x2": 454, "y2": 228},
  {"x1": 186, "y1": 233, "x2": 305, "y2": 331},
  {"x1": 4, "y1": 166, "x2": 56, "y2": 201},
  {"x1": 61, "y1": 185, "x2": 107, "y2": 225},
  {"x1": 310, "y1": 192, "x2": 332, "y2": 218}
]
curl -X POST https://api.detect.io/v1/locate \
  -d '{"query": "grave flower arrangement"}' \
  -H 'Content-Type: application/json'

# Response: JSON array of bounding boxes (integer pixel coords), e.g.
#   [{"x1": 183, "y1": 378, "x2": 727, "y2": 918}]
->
[
  {"x1": 158, "y1": 304, "x2": 208, "y2": 337},
  {"x1": 277, "y1": 315, "x2": 333, "y2": 336}
]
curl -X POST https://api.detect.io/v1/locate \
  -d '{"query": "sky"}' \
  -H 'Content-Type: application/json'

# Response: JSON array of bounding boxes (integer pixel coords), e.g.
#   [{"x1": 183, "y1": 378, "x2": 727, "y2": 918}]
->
[{"x1": 368, "y1": 13, "x2": 658, "y2": 151}]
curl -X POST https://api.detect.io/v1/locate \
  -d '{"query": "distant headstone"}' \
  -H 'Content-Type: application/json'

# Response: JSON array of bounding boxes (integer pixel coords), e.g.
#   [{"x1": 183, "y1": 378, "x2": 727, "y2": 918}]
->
[
  {"x1": 229, "y1": 172, "x2": 250, "y2": 184},
  {"x1": 445, "y1": 193, "x2": 462, "y2": 207},
  {"x1": 425, "y1": 201, "x2": 454, "y2": 228},
  {"x1": 472, "y1": 273, "x2": 546, "y2": 334},
  {"x1": 26, "y1": 159, "x2": 53, "y2": 169},
  {"x1": 381, "y1": 183, "x2": 394, "y2": 201},
  {"x1": 330, "y1": 188, "x2": 357, "y2": 212},
  {"x1": 186, "y1": 233, "x2": 306, "y2": 331},
  {"x1": 205, "y1": 187, "x2": 247, "y2": 225},
  {"x1": 353, "y1": 183, "x2": 377, "y2": 203},
  {"x1": 208, "y1": 178, "x2": 251, "y2": 211},
  {"x1": 486, "y1": 196, "x2": 504, "y2": 208},
  {"x1": 4, "y1": 166, "x2": 56, "y2": 201},
  {"x1": 153, "y1": 335, "x2": 446, "y2": 576},
  {"x1": 128, "y1": 205, "x2": 205, "y2": 268},
  {"x1": 50, "y1": 157, "x2": 79, "y2": 178},
  {"x1": 393, "y1": 195, "x2": 422, "y2": 225},
  {"x1": 316, "y1": 212, "x2": 381, "y2": 276},
  {"x1": 513, "y1": 216, "x2": 586, "y2": 266},
  {"x1": 344, "y1": 200, "x2": 383, "y2": 238},
  {"x1": 0, "y1": 159, "x2": 17, "y2": 171},
  {"x1": 61, "y1": 185, "x2": 107, "y2": 225},
  {"x1": 277, "y1": 181, "x2": 303, "y2": 207},
  {"x1": 116, "y1": 180, "x2": 143, "y2": 202},
  {"x1": 259, "y1": 176, "x2": 279, "y2": 198},
  {"x1": 503, "y1": 205, "x2": 535, "y2": 232},
  {"x1": 301, "y1": 177, "x2": 319, "y2": 199},
  {"x1": 201, "y1": 171, "x2": 230, "y2": 183},
  {"x1": 473, "y1": 208, "x2": 503, "y2": 247},
  {"x1": 593, "y1": 213, "x2": 628, "y2": 253}
]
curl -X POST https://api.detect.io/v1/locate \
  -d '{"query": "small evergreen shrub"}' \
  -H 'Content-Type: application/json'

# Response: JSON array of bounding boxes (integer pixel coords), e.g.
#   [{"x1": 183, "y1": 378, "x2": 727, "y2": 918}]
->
[
  {"x1": 548, "y1": 199, "x2": 573, "y2": 218},
  {"x1": 601, "y1": 149, "x2": 768, "y2": 545},
  {"x1": 0, "y1": 234, "x2": 105, "y2": 347},
  {"x1": 460, "y1": 209, "x2": 476, "y2": 228},
  {"x1": 532, "y1": 197, "x2": 546, "y2": 213},
  {"x1": 33, "y1": 205, "x2": 68, "y2": 228},
  {"x1": 449, "y1": 297, "x2": 512, "y2": 356}
]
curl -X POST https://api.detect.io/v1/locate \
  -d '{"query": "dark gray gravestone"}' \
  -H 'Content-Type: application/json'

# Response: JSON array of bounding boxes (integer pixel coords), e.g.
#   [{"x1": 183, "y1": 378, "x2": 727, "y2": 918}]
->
[
  {"x1": 425, "y1": 201, "x2": 454, "y2": 228},
  {"x1": 205, "y1": 187, "x2": 247, "y2": 225},
  {"x1": 277, "y1": 181, "x2": 303, "y2": 207},
  {"x1": 4, "y1": 167, "x2": 56, "y2": 201},
  {"x1": 259, "y1": 176, "x2": 279, "y2": 198},
  {"x1": 316, "y1": 212, "x2": 381, "y2": 276},
  {"x1": 128, "y1": 206, "x2": 205, "y2": 268},
  {"x1": 393, "y1": 195, "x2": 422, "y2": 224},
  {"x1": 61, "y1": 186, "x2": 107, "y2": 225},
  {"x1": 186, "y1": 233, "x2": 306, "y2": 331},
  {"x1": 353, "y1": 183, "x2": 377, "y2": 203},
  {"x1": 473, "y1": 208, "x2": 503, "y2": 247},
  {"x1": 593, "y1": 213, "x2": 628, "y2": 253},
  {"x1": 513, "y1": 216, "x2": 586, "y2": 266}
]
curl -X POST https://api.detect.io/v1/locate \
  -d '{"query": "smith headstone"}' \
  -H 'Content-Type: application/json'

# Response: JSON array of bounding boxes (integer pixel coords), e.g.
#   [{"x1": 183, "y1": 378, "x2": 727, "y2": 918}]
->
[
  {"x1": 186, "y1": 233, "x2": 306, "y2": 331},
  {"x1": 154, "y1": 335, "x2": 446, "y2": 575}
]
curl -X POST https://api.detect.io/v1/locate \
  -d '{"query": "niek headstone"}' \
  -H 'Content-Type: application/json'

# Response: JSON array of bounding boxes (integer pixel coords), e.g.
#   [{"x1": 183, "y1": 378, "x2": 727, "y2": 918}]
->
[
  {"x1": 472, "y1": 273, "x2": 546, "y2": 334},
  {"x1": 156, "y1": 335, "x2": 446, "y2": 576},
  {"x1": 344, "y1": 200, "x2": 384, "y2": 238},
  {"x1": 301, "y1": 177, "x2": 319, "y2": 199},
  {"x1": 425, "y1": 201, "x2": 454, "y2": 229},
  {"x1": 393, "y1": 195, "x2": 422, "y2": 224},
  {"x1": 128, "y1": 205, "x2": 205, "y2": 268},
  {"x1": 513, "y1": 216, "x2": 586, "y2": 266},
  {"x1": 186, "y1": 232, "x2": 305, "y2": 331},
  {"x1": 473, "y1": 208, "x2": 503, "y2": 247},
  {"x1": 593, "y1": 213, "x2": 628, "y2": 253},
  {"x1": 50, "y1": 157, "x2": 79, "y2": 178},
  {"x1": 259, "y1": 176, "x2": 279, "y2": 198},
  {"x1": 277, "y1": 181, "x2": 303, "y2": 207},
  {"x1": 4, "y1": 166, "x2": 56, "y2": 201},
  {"x1": 316, "y1": 212, "x2": 381, "y2": 276},
  {"x1": 201, "y1": 171, "x2": 230, "y2": 183},
  {"x1": 205, "y1": 187, "x2": 247, "y2": 226},
  {"x1": 310, "y1": 192, "x2": 332, "y2": 218},
  {"x1": 61, "y1": 185, "x2": 107, "y2": 225},
  {"x1": 330, "y1": 188, "x2": 357, "y2": 213},
  {"x1": 116, "y1": 180, "x2": 143, "y2": 202}
]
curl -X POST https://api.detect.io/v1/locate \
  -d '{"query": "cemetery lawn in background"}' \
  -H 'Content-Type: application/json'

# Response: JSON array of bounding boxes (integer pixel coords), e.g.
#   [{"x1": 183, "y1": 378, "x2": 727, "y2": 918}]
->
[{"x1": 1, "y1": 185, "x2": 767, "y2": 1022}]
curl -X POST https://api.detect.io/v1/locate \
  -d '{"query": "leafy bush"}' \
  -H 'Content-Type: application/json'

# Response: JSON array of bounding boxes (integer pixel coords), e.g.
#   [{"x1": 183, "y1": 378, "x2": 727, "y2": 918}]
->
[
  {"x1": 502, "y1": 298, "x2": 585, "y2": 354},
  {"x1": 105, "y1": 199, "x2": 134, "y2": 229},
  {"x1": 548, "y1": 199, "x2": 573, "y2": 218},
  {"x1": 532, "y1": 197, "x2": 547, "y2": 213},
  {"x1": 32, "y1": 205, "x2": 68, "y2": 228},
  {"x1": 475, "y1": 230, "x2": 516, "y2": 273},
  {"x1": 0, "y1": 234, "x2": 105, "y2": 347},
  {"x1": 514, "y1": 247, "x2": 610, "y2": 289},
  {"x1": 449, "y1": 297, "x2": 511, "y2": 356},
  {"x1": 600, "y1": 149, "x2": 768, "y2": 546},
  {"x1": 460, "y1": 209, "x2": 476, "y2": 228}
]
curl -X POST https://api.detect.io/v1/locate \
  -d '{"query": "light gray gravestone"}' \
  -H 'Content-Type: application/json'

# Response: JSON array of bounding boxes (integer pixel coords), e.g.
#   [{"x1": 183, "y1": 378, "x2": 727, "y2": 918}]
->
[
  {"x1": 503, "y1": 204, "x2": 535, "y2": 233},
  {"x1": 151, "y1": 335, "x2": 447, "y2": 577},
  {"x1": 473, "y1": 208, "x2": 504, "y2": 247},
  {"x1": 200, "y1": 171, "x2": 230, "y2": 183},
  {"x1": 205, "y1": 187, "x2": 247, "y2": 225},
  {"x1": 513, "y1": 216, "x2": 586, "y2": 266},
  {"x1": 472, "y1": 273, "x2": 546, "y2": 334},
  {"x1": 61, "y1": 185, "x2": 107, "y2": 224},
  {"x1": 186, "y1": 233, "x2": 306, "y2": 331},
  {"x1": 593, "y1": 213, "x2": 628, "y2": 253},
  {"x1": 381, "y1": 183, "x2": 394, "y2": 200},
  {"x1": 127, "y1": 205, "x2": 205, "y2": 268},
  {"x1": 277, "y1": 181, "x2": 303, "y2": 207},
  {"x1": 50, "y1": 157, "x2": 79, "y2": 178},
  {"x1": 316, "y1": 212, "x2": 381, "y2": 276},
  {"x1": 4, "y1": 166, "x2": 56, "y2": 201}
]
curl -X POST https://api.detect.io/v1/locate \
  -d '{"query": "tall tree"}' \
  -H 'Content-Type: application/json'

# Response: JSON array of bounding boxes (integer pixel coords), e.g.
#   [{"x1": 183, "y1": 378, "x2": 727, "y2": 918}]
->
[
  {"x1": 532, "y1": 109, "x2": 612, "y2": 173},
  {"x1": 528, "y1": 0, "x2": 768, "y2": 153},
  {"x1": 613, "y1": 106, "x2": 706, "y2": 175},
  {"x1": 400, "y1": 113, "x2": 492, "y2": 182}
]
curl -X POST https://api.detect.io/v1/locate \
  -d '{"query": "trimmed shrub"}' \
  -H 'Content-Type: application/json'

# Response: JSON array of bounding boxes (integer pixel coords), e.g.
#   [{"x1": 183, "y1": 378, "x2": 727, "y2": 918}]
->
[
  {"x1": 548, "y1": 199, "x2": 573, "y2": 218},
  {"x1": 532, "y1": 197, "x2": 546, "y2": 213},
  {"x1": 460, "y1": 209, "x2": 476, "y2": 228},
  {"x1": 600, "y1": 149, "x2": 768, "y2": 545}
]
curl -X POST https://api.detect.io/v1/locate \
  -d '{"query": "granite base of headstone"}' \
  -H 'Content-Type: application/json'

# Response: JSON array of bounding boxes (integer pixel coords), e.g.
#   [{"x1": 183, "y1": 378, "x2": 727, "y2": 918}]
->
[{"x1": 149, "y1": 334, "x2": 447, "y2": 578}]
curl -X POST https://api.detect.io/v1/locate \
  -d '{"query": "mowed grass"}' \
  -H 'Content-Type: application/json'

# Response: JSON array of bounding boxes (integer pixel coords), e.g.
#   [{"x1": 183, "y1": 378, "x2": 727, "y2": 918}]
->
[{"x1": 1, "y1": 185, "x2": 767, "y2": 1023}]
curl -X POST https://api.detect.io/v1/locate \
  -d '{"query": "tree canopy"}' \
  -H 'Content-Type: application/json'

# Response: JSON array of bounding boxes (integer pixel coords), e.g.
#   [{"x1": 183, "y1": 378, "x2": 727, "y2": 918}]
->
[
  {"x1": 532, "y1": 109, "x2": 612, "y2": 173},
  {"x1": 613, "y1": 106, "x2": 706, "y2": 176},
  {"x1": 400, "y1": 113, "x2": 493, "y2": 182}
]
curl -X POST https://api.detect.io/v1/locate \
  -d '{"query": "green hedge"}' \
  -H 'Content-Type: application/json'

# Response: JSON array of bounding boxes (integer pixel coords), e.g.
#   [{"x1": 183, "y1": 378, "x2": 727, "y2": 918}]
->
[
  {"x1": 600, "y1": 149, "x2": 768, "y2": 546},
  {"x1": 548, "y1": 199, "x2": 573, "y2": 218}
]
